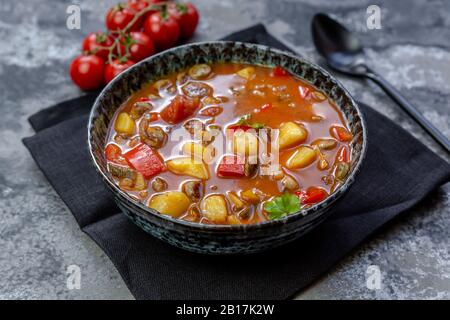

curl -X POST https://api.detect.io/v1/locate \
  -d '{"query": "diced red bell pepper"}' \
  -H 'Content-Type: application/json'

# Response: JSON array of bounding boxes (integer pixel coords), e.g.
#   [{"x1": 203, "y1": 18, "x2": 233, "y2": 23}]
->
[
  {"x1": 271, "y1": 65, "x2": 288, "y2": 77},
  {"x1": 335, "y1": 145, "x2": 350, "y2": 163},
  {"x1": 260, "y1": 103, "x2": 272, "y2": 112},
  {"x1": 123, "y1": 143, "x2": 165, "y2": 179},
  {"x1": 217, "y1": 155, "x2": 245, "y2": 178},
  {"x1": 160, "y1": 94, "x2": 199, "y2": 124},
  {"x1": 330, "y1": 125, "x2": 353, "y2": 142},
  {"x1": 295, "y1": 187, "x2": 328, "y2": 205},
  {"x1": 227, "y1": 124, "x2": 252, "y2": 132},
  {"x1": 105, "y1": 143, "x2": 128, "y2": 165}
]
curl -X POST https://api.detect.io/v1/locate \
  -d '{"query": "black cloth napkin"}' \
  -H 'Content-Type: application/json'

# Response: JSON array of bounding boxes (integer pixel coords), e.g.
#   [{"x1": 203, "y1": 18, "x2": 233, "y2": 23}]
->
[{"x1": 23, "y1": 24, "x2": 450, "y2": 299}]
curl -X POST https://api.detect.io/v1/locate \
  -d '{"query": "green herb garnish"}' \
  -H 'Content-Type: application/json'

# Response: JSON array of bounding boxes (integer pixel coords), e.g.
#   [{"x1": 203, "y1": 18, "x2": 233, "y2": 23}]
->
[
  {"x1": 264, "y1": 193, "x2": 301, "y2": 220},
  {"x1": 237, "y1": 114, "x2": 265, "y2": 129}
]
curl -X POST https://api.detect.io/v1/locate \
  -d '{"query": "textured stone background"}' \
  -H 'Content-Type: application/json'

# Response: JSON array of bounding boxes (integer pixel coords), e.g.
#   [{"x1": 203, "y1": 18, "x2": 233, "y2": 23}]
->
[{"x1": 0, "y1": 0, "x2": 449, "y2": 299}]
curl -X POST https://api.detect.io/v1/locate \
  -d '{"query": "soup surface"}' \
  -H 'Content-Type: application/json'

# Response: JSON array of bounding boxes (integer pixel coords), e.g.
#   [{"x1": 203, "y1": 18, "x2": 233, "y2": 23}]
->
[{"x1": 104, "y1": 63, "x2": 353, "y2": 225}]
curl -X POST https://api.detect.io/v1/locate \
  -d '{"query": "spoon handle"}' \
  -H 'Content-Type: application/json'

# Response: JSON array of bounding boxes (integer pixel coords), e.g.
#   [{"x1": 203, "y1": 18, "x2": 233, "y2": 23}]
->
[{"x1": 364, "y1": 69, "x2": 450, "y2": 154}]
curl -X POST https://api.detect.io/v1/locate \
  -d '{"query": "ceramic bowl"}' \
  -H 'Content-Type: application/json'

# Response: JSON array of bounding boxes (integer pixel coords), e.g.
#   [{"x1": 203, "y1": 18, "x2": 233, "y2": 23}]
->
[{"x1": 88, "y1": 41, "x2": 367, "y2": 255}]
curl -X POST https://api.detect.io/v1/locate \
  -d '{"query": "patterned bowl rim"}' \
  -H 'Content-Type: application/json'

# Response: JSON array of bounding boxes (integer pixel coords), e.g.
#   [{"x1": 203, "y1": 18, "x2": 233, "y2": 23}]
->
[{"x1": 88, "y1": 40, "x2": 367, "y2": 231}]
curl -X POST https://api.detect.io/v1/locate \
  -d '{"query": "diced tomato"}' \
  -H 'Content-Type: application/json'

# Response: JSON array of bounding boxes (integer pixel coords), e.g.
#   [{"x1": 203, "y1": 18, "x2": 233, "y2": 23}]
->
[
  {"x1": 123, "y1": 143, "x2": 165, "y2": 179},
  {"x1": 217, "y1": 155, "x2": 245, "y2": 178},
  {"x1": 105, "y1": 143, "x2": 128, "y2": 165},
  {"x1": 298, "y1": 86, "x2": 310, "y2": 99},
  {"x1": 260, "y1": 103, "x2": 272, "y2": 112},
  {"x1": 295, "y1": 187, "x2": 328, "y2": 205},
  {"x1": 330, "y1": 125, "x2": 353, "y2": 142},
  {"x1": 148, "y1": 112, "x2": 159, "y2": 122},
  {"x1": 335, "y1": 146, "x2": 349, "y2": 163},
  {"x1": 138, "y1": 97, "x2": 152, "y2": 102},
  {"x1": 271, "y1": 65, "x2": 288, "y2": 77},
  {"x1": 160, "y1": 94, "x2": 199, "y2": 124}
]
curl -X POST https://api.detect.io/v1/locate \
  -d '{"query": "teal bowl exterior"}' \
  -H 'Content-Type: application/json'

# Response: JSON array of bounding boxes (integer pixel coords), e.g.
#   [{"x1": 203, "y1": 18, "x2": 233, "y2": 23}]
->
[{"x1": 88, "y1": 41, "x2": 367, "y2": 255}]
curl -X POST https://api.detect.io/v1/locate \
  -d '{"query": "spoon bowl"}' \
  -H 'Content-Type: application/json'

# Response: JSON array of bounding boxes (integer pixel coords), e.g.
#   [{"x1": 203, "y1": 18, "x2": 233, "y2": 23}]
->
[
  {"x1": 311, "y1": 13, "x2": 450, "y2": 153},
  {"x1": 312, "y1": 13, "x2": 367, "y2": 75}
]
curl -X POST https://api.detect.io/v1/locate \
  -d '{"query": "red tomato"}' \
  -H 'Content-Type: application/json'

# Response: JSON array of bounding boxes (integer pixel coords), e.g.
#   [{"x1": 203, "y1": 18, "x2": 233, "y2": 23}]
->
[
  {"x1": 82, "y1": 32, "x2": 113, "y2": 60},
  {"x1": 143, "y1": 12, "x2": 180, "y2": 51},
  {"x1": 271, "y1": 65, "x2": 288, "y2": 77},
  {"x1": 69, "y1": 55, "x2": 105, "y2": 90},
  {"x1": 105, "y1": 143, "x2": 128, "y2": 165},
  {"x1": 127, "y1": 0, "x2": 148, "y2": 12},
  {"x1": 106, "y1": 4, "x2": 141, "y2": 32},
  {"x1": 160, "y1": 95, "x2": 199, "y2": 124},
  {"x1": 127, "y1": 0, "x2": 158, "y2": 20},
  {"x1": 120, "y1": 32, "x2": 155, "y2": 62},
  {"x1": 124, "y1": 143, "x2": 165, "y2": 179},
  {"x1": 295, "y1": 187, "x2": 328, "y2": 205},
  {"x1": 104, "y1": 59, "x2": 135, "y2": 84},
  {"x1": 168, "y1": 2, "x2": 199, "y2": 39},
  {"x1": 330, "y1": 125, "x2": 353, "y2": 142}
]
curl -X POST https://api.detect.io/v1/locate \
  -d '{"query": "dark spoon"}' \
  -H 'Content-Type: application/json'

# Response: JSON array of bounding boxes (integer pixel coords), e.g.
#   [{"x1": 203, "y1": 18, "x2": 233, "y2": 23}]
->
[{"x1": 311, "y1": 13, "x2": 450, "y2": 154}]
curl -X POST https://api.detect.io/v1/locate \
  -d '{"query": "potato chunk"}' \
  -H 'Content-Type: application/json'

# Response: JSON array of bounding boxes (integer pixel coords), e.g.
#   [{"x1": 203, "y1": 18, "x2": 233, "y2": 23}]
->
[
  {"x1": 182, "y1": 142, "x2": 215, "y2": 163},
  {"x1": 189, "y1": 64, "x2": 211, "y2": 79},
  {"x1": 241, "y1": 188, "x2": 265, "y2": 204},
  {"x1": 236, "y1": 66, "x2": 255, "y2": 80},
  {"x1": 233, "y1": 131, "x2": 259, "y2": 157},
  {"x1": 286, "y1": 146, "x2": 317, "y2": 169},
  {"x1": 228, "y1": 192, "x2": 246, "y2": 210},
  {"x1": 202, "y1": 195, "x2": 228, "y2": 224},
  {"x1": 114, "y1": 112, "x2": 135, "y2": 135},
  {"x1": 278, "y1": 122, "x2": 307, "y2": 150},
  {"x1": 166, "y1": 157, "x2": 209, "y2": 179},
  {"x1": 148, "y1": 191, "x2": 191, "y2": 218}
]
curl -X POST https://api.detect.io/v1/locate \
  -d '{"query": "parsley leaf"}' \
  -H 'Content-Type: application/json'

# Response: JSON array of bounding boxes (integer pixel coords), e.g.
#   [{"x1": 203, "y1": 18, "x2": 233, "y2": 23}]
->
[{"x1": 264, "y1": 193, "x2": 301, "y2": 220}]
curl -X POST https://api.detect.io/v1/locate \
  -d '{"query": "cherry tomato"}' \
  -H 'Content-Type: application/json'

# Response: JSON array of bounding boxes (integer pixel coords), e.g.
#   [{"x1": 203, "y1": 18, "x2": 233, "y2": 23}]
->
[
  {"x1": 330, "y1": 125, "x2": 353, "y2": 142},
  {"x1": 127, "y1": 0, "x2": 159, "y2": 20},
  {"x1": 143, "y1": 12, "x2": 180, "y2": 51},
  {"x1": 120, "y1": 32, "x2": 155, "y2": 62},
  {"x1": 104, "y1": 59, "x2": 135, "y2": 84},
  {"x1": 106, "y1": 4, "x2": 141, "y2": 32},
  {"x1": 69, "y1": 55, "x2": 105, "y2": 90},
  {"x1": 82, "y1": 32, "x2": 113, "y2": 60},
  {"x1": 127, "y1": 0, "x2": 148, "y2": 12},
  {"x1": 168, "y1": 2, "x2": 199, "y2": 39}
]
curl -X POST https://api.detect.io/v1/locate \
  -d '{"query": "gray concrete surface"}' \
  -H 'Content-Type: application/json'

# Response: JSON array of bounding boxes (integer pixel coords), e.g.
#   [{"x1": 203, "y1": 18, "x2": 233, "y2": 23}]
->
[{"x1": 0, "y1": 0, "x2": 449, "y2": 299}]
